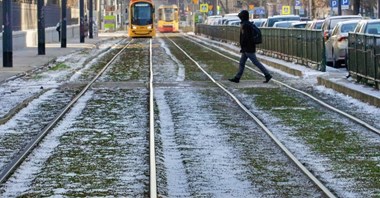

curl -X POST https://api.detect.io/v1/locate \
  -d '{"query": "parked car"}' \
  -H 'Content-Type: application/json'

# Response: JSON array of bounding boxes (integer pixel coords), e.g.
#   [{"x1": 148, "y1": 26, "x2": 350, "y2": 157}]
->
[
  {"x1": 353, "y1": 19, "x2": 380, "y2": 35},
  {"x1": 262, "y1": 15, "x2": 301, "y2": 27},
  {"x1": 306, "y1": 19, "x2": 324, "y2": 30},
  {"x1": 204, "y1": 15, "x2": 222, "y2": 25},
  {"x1": 325, "y1": 20, "x2": 361, "y2": 67},
  {"x1": 250, "y1": 18, "x2": 266, "y2": 27},
  {"x1": 321, "y1": 15, "x2": 363, "y2": 41},
  {"x1": 221, "y1": 13, "x2": 239, "y2": 25},
  {"x1": 273, "y1": 20, "x2": 299, "y2": 28},
  {"x1": 290, "y1": 21, "x2": 311, "y2": 28},
  {"x1": 224, "y1": 19, "x2": 240, "y2": 26},
  {"x1": 228, "y1": 21, "x2": 240, "y2": 26}
]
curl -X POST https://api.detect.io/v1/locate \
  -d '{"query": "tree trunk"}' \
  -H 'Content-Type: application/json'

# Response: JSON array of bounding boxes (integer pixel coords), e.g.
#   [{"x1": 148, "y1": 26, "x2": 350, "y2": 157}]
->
[{"x1": 353, "y1": 0, "x2": 360, "y2": 15}]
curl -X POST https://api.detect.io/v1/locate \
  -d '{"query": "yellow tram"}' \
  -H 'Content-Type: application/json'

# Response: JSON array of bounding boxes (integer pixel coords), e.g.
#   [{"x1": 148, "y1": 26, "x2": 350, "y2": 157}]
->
[
  {"x1": 128, "y1": 0, "x2": 156, "y2": 38},
  {"x1": 157, "y1": 5, "x2": 179, "y2": 33}
]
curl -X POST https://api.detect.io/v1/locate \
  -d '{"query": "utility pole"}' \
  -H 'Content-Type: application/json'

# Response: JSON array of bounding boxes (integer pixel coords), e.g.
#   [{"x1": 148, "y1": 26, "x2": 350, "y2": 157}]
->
[
  {"x1": 37, "y1": 0, "x2": 45, "y2": 55},
  {"x1": 61, "y1": 0, "x2": 67, "y2": 48},
  {"x1": 89, "y1": 0, "x2": 93, "y2": 38},
  {"x1": 378, "y1": 0, "x2": 380, "y2": 18},
  {"x1": 213, "y1": 0, "x2": 217, "y2": 15},
  {"x1": 3, "y1": 0, "x2": 12, "y2": 67},
  {"x1": 338, "y1": 0, "x2": 342, "y2": 15},
  {"x1": 80, "y1": 0, "x2": 85, "y2": 43}
]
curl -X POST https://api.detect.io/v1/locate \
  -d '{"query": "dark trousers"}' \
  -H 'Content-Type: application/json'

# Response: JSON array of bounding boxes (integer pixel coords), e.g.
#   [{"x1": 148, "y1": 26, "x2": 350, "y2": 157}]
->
[{"x1": 235, "y1": 52, "x2": 270, "y2": 79}]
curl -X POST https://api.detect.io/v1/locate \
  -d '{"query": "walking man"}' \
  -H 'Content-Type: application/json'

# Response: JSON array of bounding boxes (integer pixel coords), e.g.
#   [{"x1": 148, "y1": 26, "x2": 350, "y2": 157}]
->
[{"x1": 229, "y1": 10, "x2": 272, "y2": 83}]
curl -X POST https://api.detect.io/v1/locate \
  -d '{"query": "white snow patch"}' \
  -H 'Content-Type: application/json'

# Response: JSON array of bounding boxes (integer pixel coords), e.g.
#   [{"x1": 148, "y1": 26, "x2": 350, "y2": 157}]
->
[
  {"x1": 0, "y1": 91, "x2": 93, "y2": 197},
  {"x1": 158, "y1": 38, "x2": 185, "y2": 81}
]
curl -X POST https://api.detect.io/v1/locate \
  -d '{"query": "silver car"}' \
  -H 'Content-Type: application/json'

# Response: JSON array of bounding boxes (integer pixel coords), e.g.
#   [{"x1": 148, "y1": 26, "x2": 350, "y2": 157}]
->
[
  {"x1": 353, "y1": 19, "x2": 380, "y2": 35},
  {"x1": 325, "y1": 20, "x2": 360, "y2": 67},
  {"x1": 321, "y1": 15, "x2": 363, "y2": 41}
]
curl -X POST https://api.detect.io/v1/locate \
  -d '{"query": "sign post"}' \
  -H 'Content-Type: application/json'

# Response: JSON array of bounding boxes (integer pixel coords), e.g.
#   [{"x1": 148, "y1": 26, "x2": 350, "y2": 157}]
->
[
  {"x1": 3, "y1": 0, "x2": 12, "y2": 67},
  {"x1": 37, "y1": 0, "x2": 45, "y2": 55}
]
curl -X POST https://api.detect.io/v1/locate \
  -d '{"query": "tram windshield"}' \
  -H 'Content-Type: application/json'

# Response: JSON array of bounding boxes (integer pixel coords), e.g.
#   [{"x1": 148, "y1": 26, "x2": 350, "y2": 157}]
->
[
  {"x1": 164, "y1": 8, "x2": 174, "y2": 21},
  {"x1": 132, "y1": 2, "x2": 153, "y2": 25}
]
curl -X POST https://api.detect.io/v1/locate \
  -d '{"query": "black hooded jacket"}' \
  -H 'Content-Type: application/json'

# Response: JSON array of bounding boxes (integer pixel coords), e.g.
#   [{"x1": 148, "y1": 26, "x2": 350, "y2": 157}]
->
[{"x1": 238, "y1": 10, "x2": 256, "y2": 53}]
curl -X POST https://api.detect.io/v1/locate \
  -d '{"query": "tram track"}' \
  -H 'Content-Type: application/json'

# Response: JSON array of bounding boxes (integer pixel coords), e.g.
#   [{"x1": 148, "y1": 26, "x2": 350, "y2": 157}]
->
[
  {"x1": 183, "y1": 34, "x2": 380, "y2": 136},
  {"x1": 0, "y1": 39, "x2": 161, "y2": 198},
  {"x1": 165, "y1": 35, "x2": 336, "y2": 197},
  {"x1": 186, "y1": 36, "x2": 380, "y2": 135},
  {"x1": 155, "y1": 33, "x2": 379, "y2": 197},
  {"x1": 0, "y1": 39, "x2": 134, "y2": 184},
  {"x1": 0, "y1": 33, "x2": 378, "y2": 197}
]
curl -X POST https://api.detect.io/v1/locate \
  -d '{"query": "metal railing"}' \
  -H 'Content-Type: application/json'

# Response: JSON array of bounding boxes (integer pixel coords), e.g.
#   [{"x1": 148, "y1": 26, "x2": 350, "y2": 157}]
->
[
  {"x1": 348, "y1": 33, "x2": 380, "y2": 89},
  {"x1": 195, "y1": 24, "x2": 324, "y2": 71}
]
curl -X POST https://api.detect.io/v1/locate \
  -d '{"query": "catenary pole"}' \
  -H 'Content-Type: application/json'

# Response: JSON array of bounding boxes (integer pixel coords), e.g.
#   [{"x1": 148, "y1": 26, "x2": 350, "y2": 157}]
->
[
  {"x1": 3, "y1": 0, "x2": 13, "y2": 67},
  {"x1": 338, "y1": 0, "x2": 342, "y2": 15},
  {"x1": 61, "y1": 0, "x2": 67, "y2": 48},
  {"x1": 80, "y1": 0, "x2": 85, "y2": 43},
  {"x1": 378, "y1": 0, "x2": 380, "y2": 18},
  {"x1": 37, "y1": 0, "x2": 45, "y2": 55},
  {"x1": 89, "y1": 0, "x2": 93, "y2": 38}
]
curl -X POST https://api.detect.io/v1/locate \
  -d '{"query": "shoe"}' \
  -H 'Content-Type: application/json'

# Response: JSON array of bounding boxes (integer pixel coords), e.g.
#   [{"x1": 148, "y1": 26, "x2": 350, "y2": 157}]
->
[
  {"x1": 263, "y1": 74, "x2": 272, "y2": 83},
  {"x1": 228, "y1": 78, "x2": 240, "y2": 83}
]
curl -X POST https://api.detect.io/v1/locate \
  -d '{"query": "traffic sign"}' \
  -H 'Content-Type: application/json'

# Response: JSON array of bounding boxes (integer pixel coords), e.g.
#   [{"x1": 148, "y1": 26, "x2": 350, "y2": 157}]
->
[
  {"x1": 295, "y1": 0, "x2": 301, "y2": 9},
  {"x1": 342, "y1": 0, "x2": 349, "y2": 9},
  {"x1": 331, "y1": 0, "x2": 350, "y2": 9},
  {"x1": 254, "y1": 7, "x2": 265, "y2": 15},
  {"x1": 200, "y1": 3, "x2": 208, "y2": 13},
  {"x1": 282, "y1": 6, "x2": 291, "y2": 15}
]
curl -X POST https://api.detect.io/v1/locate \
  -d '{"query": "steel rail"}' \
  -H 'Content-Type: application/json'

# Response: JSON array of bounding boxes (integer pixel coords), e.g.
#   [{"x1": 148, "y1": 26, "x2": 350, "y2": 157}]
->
[
  {"x1": 167, "y1": 37, "x2": 337, "y2": 198},
  {"x1": 0, "y1": 39, "x2": 133, "y2": 184},
  {"x1": 184, "y1": 35, "x2": 380, "y2": 136},
  {"x1": 149, "y1": 39, "x2": 157, "y2": 198}
]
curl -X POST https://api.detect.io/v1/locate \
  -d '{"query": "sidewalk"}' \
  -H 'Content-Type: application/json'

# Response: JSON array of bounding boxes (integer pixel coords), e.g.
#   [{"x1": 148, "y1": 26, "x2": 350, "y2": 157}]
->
[
  {"x1": 0, "y1": 34, "x2": 112, "y2": 82},
  {"x1": 259, "y1": 55, "x2": 380, "y2": 107}
]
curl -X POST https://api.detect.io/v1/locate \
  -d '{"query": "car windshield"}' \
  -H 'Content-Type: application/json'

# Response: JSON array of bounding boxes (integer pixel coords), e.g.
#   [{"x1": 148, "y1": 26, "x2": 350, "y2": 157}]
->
[
  {"x1": 276, "y1": 23, "x2": 291, "y2": 28},
  {"x1": 315, "y1": 22, "x2": 323, "y2": 29},
  {"x1": 268, "y1": 16, "x2": 300, "y2": 27},
  {"x1": 341, "y1": 23, "x2": 358, "y2": 33},
  {"x1": 365, "y1": 22, "x2": 380, "y2": 35},
  {"x1": 330, "y1": 17, "x2": 361, "y2": 29}
]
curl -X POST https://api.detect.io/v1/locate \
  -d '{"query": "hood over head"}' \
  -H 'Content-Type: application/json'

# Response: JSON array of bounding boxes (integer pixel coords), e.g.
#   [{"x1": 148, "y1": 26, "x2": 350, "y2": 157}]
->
[{"x1": 238, "y1": 10, "x2": 249, "y2": 21}]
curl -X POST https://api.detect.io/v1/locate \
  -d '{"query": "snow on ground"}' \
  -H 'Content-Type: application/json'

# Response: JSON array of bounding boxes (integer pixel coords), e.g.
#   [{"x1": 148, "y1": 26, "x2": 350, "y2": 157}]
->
[
  {"x1": 0, "y1": 91, "x2": 93, "y2": 197},
  {"x1": 157, "y1": 38, "x2": 185, "y2": 81},
  {"x1": 186, "y1": 33, "x2": 380, "y2": 121},
  {"x1": 0, "y1": 33, "x2": 378, "y2": 196},
  {"x1": 0, "y1": 39, "x2": 122, "y2": 119}
]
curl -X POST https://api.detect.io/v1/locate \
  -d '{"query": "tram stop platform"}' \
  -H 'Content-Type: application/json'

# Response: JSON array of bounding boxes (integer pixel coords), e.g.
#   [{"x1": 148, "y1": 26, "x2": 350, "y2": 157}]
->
[{"x1": 0, "y1": 32, "x2": 379, "y2": 108}]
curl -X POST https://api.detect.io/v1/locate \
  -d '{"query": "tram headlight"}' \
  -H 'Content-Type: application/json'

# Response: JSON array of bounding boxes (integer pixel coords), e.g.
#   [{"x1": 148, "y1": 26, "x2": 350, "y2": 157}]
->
[
  {"x1": 132, "y1": 25, "x2": 137, "y2": 30},
  {"x1": 147, "y1": 25, "x2": 152, "y2": 29}
]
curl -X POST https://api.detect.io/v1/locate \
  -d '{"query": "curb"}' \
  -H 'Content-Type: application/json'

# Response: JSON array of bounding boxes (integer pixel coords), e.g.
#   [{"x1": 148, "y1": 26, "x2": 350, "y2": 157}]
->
[{"x1": 317, "y1": 76, "x2": 380, "y2": 107}]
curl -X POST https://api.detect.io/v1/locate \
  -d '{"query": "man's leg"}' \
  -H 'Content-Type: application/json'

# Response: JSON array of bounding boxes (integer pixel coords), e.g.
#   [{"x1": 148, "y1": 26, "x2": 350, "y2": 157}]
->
[
  {"x1": 247, "y1": 53, "x2": 269, "y2": 76},
  {"x1": 235, "y1": 53, "x2": 248, "y2": 79},
  {"x1": 247, "y1": 53, "x2": 272, "y2": 83}
]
